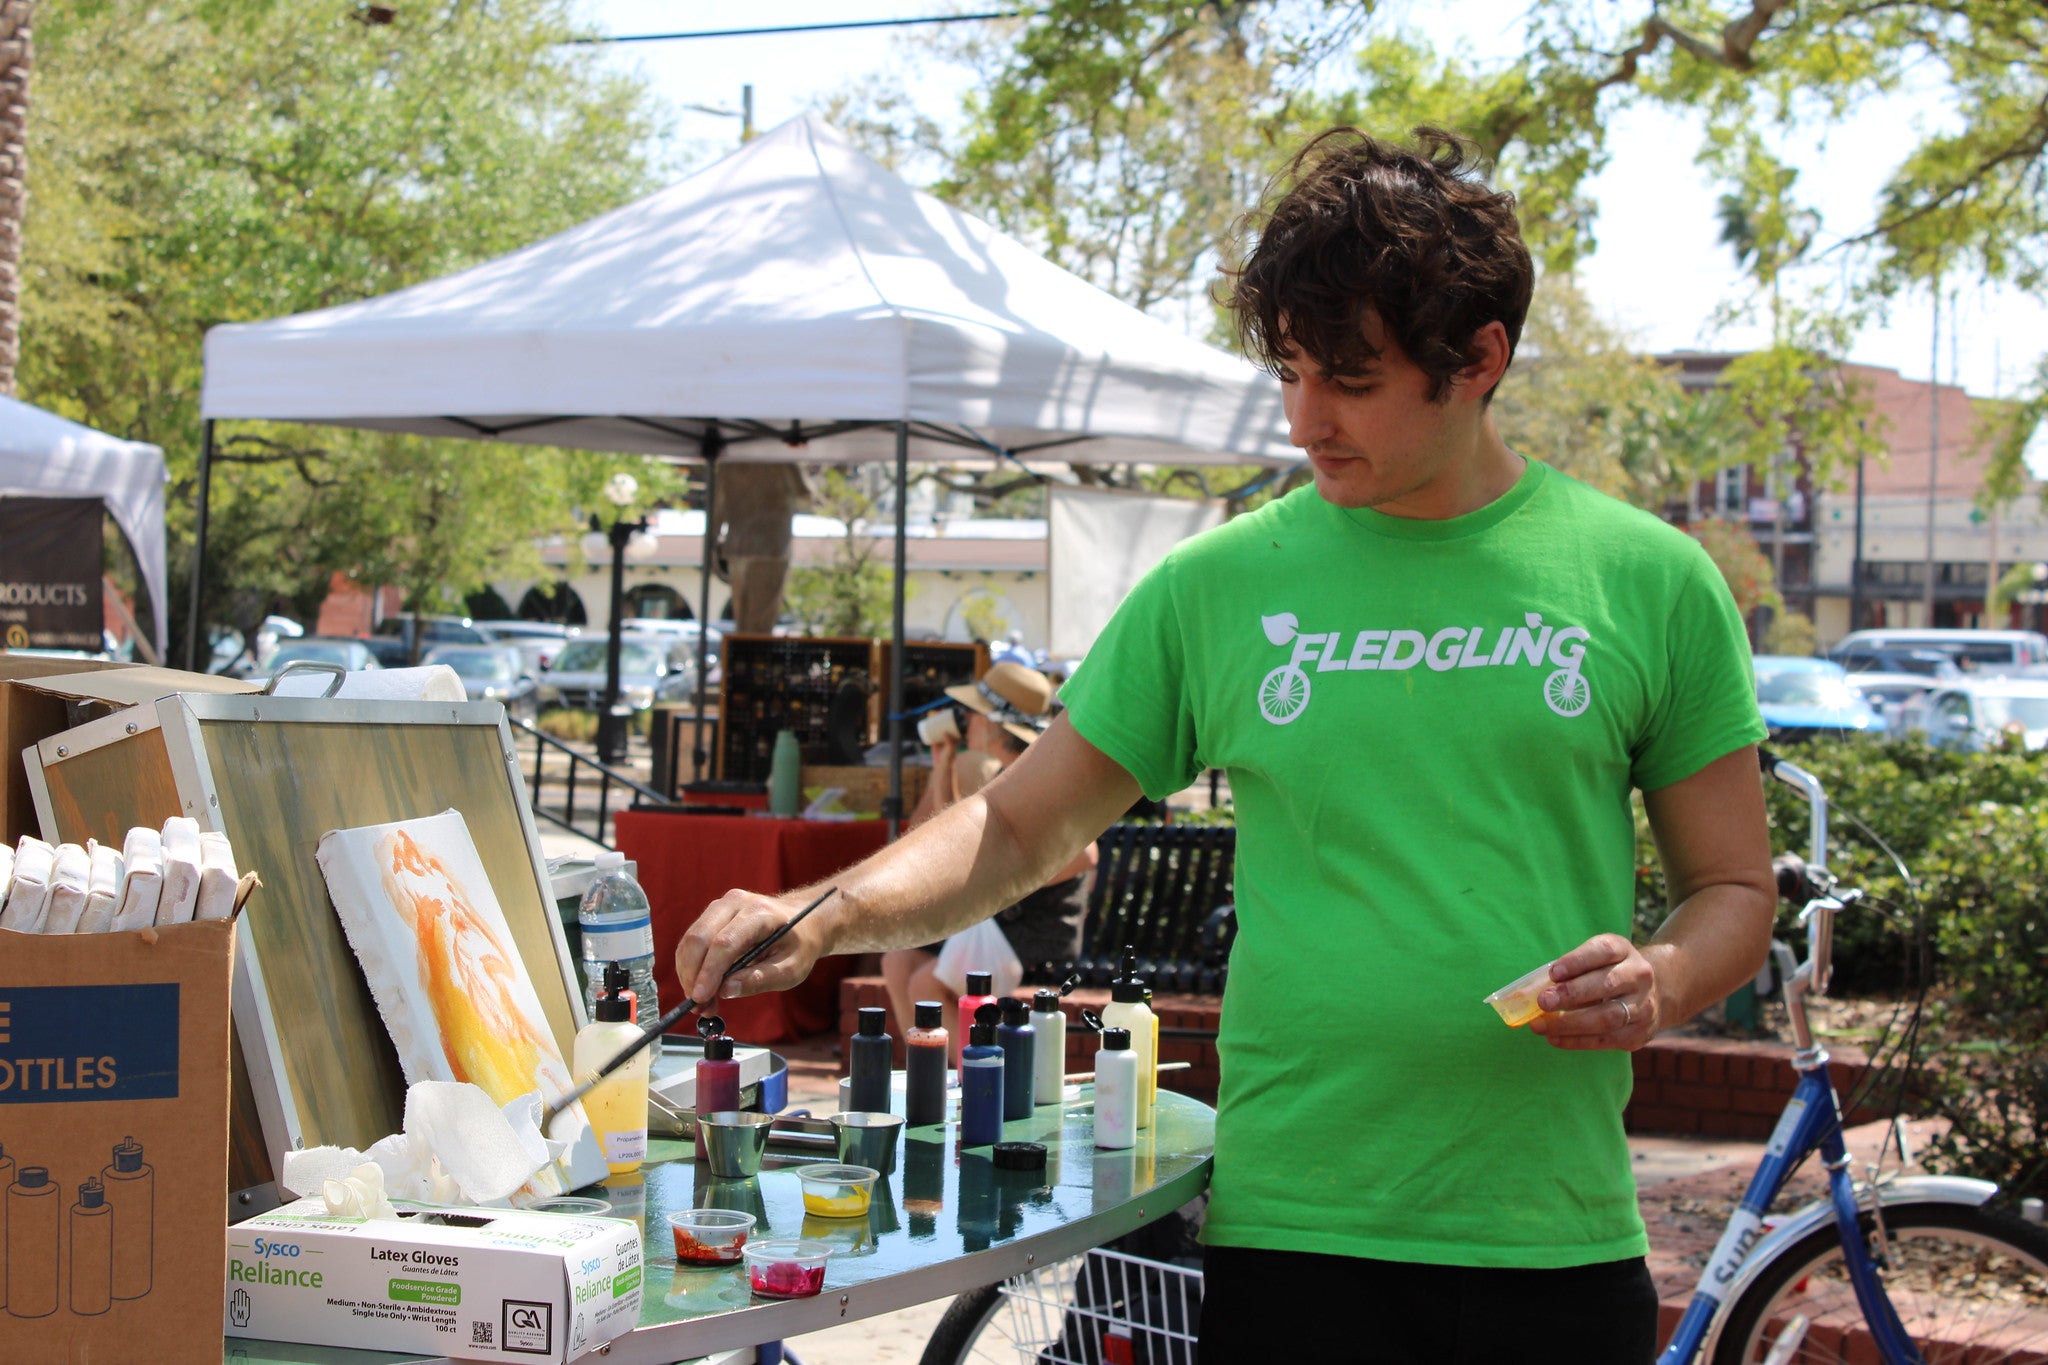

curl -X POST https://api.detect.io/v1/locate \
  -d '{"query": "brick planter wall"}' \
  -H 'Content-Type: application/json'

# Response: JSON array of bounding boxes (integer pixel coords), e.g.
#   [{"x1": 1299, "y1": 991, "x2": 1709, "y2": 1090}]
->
[{"x1": 836, "y1": 978, "x2": 1880, "y2": 1136}]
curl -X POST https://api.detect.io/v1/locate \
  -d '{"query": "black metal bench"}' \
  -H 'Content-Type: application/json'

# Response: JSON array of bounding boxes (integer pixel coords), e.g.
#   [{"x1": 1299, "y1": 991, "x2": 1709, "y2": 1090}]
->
[{"x1": 1018, "y1": 822, "x2": 1237, "y2": 996}]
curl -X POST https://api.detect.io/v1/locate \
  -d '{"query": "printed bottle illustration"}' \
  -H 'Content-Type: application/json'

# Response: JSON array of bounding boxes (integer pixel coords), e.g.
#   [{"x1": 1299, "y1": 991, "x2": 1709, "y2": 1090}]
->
[
  {"x1": 70, "y1": 1178, "x2": 112, "y2": 1316},
  {"x1": 0, "y1": 1139, "x2": 15, "y2": 1310},
  {"x1": 103, "y1": 1136, "x2": 154, "y2": 1301},
  {"x1": 7, "y1": 1165, "x2": 59, "y2": 1318}
]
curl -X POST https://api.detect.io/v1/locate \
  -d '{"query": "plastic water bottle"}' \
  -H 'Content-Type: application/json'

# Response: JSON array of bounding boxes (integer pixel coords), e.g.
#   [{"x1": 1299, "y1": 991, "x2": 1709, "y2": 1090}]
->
[{"x1": 578, "y1": 851, "x2": 660, "y2": 1029}]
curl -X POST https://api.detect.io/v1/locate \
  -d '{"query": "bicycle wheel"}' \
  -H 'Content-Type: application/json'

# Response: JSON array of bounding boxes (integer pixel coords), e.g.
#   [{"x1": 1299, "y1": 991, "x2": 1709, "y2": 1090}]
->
[
  {"x1": 1710, "y1": 1202, "x2": 2048, "y2": 1364},
  {"x1": 919, "y1": 1256, "x2": 1094, "y2": 1365}
]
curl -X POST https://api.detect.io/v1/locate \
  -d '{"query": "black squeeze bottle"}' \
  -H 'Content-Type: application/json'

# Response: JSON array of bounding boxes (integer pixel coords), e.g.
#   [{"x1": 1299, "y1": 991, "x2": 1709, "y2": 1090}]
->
[
  {"x1": 905, "y1": 1001, "x2": 950, "y2": 1128},
  {"x1": 848, "y1": 1006, "x2": 894, "y2": 1114},
  {"x1": 995, "y1": 996, "x2": 1036, "y2": 1121}
]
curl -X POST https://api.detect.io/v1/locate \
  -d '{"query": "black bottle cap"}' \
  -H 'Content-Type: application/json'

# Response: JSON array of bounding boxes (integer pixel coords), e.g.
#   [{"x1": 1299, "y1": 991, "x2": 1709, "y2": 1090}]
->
[
  {"x1": 966, "y1": 971, "x2": 993, "y2": 994},
  {"x1": 1032, "y1": 990, "x2": 1061, "y2": 1013},
  {"x1": 78, "y1": 1177, "x2": 104, "y2": 1208},
  {"x1": 111, "y1": 1138, "x2": 143, "y2": 1173},
  {"x1": 1101, "y1": 1027, "x2": 1132, "y2": 1051},
  {"x1": 974, "y1": 1001, "x2": 1001, "y2": 1028},
  {"x1": 594, "y1": 987, "x2": 631, "y2": 1023},
  {"x1": 703, "y1": 1035, "x2": 734, "y2": 1062},
  {"x1": 914, "y1": 1000, "x2": 943, "y2": 1029},
  {"x1": 969, "y1": 1020, "x2": 996, "y2": 1047},
  {"x1": 1000, "y1": 996, "x2": 1029, "y2": 1024},
  {"x1": 992, "y1": 1141, "x2": 1047, "y2": 1172},
  {"x1": 857, "y1": 1006, "x2": 889, "y2": 1037},
  {"x1": 697, "y1": 1014, "x2": 725, "y2": 1040},
  {"x1": 18, "y1": 1166, "x2": 47, "y2": 1187},
  {"x1": 603, "y1": 960, "x2": 631, "y2": 992},
  {"x1": 1111, "y1": 947, "x2": 1147, "y2": 1003}
]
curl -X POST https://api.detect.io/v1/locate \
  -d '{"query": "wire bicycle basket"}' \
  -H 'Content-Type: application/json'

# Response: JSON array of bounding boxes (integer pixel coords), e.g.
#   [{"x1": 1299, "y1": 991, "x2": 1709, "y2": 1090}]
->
[{"x1": 994, "y1": 1247, "x2": 1203, "y2": 1365}]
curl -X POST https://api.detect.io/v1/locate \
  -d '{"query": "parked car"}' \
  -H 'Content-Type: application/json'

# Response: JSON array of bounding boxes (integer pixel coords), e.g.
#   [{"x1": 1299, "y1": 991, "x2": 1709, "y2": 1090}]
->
[
  {"x1": 474, "y1": 619, "x2": 580, "y2": 674},
  {"x1": 536, "y1": 634, "x2": 697, "y2": 712},
  {"x1": 1845, "y1": 673, "x2": 1942, "y2": 737},
  {"x1": 1753, "y1": 655, "x2": 1882, "y2": 741},
  {"x1": 261, "y1": 637, "x2": 384, "y2": 675},
  {"x1": 1826, "y1": 644, "x2": 1964, "y2": 680},
  {"x1": 1827, "y1": 628, "x2": 2048, "y2": 676},
  {"x1": 424, "y1": 644, "x2": 538, "y2": 720},
  {"x1": 363, "y1": 615, "x2": 494, "y2": 667},
  {"x1": 1906, "y1": 677, "x2": 2048, "y2": 751}
]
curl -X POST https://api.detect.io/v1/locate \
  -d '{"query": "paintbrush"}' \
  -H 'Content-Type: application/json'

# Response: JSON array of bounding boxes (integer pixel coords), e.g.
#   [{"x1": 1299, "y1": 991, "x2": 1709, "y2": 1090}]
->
[{"x1": 544, "y1": 885, "x2": 838, "y2": 1127}]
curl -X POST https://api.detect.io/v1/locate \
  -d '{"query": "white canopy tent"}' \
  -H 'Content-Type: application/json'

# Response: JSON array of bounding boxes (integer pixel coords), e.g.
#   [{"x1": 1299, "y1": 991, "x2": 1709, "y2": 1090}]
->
[
  {"x1": 198, "y1": 114, "x2": 1294, "y2": 809},
  {"x1": 0, "y1": 396, "x2": 167, "y2": 660}
]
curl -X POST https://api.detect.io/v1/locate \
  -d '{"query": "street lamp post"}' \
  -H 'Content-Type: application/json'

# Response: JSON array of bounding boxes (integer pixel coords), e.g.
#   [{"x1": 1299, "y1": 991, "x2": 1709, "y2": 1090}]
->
[{"x1": 597, "y1": 473, "x2": 646, "y2": 767}]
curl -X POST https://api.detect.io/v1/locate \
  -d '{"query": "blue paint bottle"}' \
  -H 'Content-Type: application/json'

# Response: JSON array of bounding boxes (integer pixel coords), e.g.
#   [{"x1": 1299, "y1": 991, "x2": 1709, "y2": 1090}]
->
[
  {"x1": 959, "y1": 1002, "x2": 1005, "y2": 1147},
  {"x1": 995, "y1": 996, "x2": 1036, "y2": 1120}
]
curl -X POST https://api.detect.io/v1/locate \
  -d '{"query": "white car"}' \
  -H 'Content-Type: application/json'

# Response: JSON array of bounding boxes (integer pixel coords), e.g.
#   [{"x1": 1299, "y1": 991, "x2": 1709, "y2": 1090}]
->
[
  {"x1": 1906, "y1": 678, "x2": 2048, "y2": 751},
  {"x1": 536, "y1": 634, "x2": 697, "y2": 712},
  {"x1": 1830, "y1": 628, "x2": 2048, "y2": 677}
]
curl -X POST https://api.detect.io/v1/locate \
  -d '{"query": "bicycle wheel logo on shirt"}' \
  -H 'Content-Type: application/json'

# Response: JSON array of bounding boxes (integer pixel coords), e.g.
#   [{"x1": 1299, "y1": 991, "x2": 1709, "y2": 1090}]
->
[{"x1": 1256, "y1": 611, "x2": 1593, "y2": 724}]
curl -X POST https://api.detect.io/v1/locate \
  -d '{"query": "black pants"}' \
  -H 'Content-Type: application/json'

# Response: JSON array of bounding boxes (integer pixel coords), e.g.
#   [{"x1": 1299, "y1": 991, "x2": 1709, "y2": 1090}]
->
[{"x1": 1196, "y1": 1245, "x2": 1659, "y2": 1364}]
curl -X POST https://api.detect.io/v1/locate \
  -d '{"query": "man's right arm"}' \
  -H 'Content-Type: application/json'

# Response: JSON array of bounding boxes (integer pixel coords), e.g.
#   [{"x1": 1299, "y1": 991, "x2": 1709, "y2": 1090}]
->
[{"x1": 674, "y1": 715, "x2": 1143, "y2": 1006}]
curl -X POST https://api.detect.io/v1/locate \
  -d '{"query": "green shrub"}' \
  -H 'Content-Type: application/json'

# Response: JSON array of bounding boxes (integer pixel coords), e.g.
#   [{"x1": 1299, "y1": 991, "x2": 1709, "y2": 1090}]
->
[{"x1": 538, "y1": 708, "x2": 598, "y2": 743}]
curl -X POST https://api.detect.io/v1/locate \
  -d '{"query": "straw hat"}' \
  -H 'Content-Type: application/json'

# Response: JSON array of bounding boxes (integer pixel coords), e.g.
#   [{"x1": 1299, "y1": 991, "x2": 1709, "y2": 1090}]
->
[{"x1": 945, "y1": 661, "x2": 1056, "y2": 746}]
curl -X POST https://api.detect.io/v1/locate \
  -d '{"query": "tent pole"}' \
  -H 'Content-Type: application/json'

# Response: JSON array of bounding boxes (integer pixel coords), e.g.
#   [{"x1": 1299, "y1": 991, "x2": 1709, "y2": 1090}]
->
[
  {"x1": 691, "y1": 432, "x2": 723, "y2": 788},
  {"x1": 184, "y1": 419, "x2": 216, "y2": 672},
  {"x1": 886, "y1": 421, "x2": 909, "y2": 841}
]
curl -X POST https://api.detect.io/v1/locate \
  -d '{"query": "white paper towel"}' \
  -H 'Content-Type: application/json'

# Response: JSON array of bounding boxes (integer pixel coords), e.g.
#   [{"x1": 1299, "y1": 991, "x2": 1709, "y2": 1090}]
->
[
  {"x1": 40, "y1": 843, "x2": 91, "y2": 934},
  {"x1": 1, "y1": 837, "x2": 54, "y2": 932},
  {"x1": 157, "y1": 817, "x2": 201, "y2": 925},
  {"x1": 279, "y1": 1081, "x2": 559, "y2": 1209},
  {"x1": 195, "y1": 830, "x2": 238, "y2": 921},
  {"x1": 111, "y1": 826, "x2": 163, "y2": 932},
  {"x1": 77, "y1": 843, "x2": 123, "y2": 935},
  {"x1": 264, "y1": 665, "x2": 467, "y2": 703}
]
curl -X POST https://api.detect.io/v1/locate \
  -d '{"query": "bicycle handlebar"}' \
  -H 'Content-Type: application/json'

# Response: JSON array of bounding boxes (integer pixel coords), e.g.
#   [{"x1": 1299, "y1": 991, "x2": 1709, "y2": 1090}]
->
[{"x1": 1758, "y1": 747, "x2": 1843, "y2": 1004}]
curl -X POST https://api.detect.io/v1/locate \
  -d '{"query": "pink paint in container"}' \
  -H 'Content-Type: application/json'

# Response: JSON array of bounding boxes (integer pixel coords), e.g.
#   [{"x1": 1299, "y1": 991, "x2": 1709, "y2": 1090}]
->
[{"x1": 743, "y1": 1238, "x2": 832, "y2": 1298}]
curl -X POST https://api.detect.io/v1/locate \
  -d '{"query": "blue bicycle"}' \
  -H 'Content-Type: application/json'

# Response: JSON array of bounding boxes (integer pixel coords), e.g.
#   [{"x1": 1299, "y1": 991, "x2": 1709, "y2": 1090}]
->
[{"x1": 1661, "y1": 752, "x2": 2048, "y2": 1364}]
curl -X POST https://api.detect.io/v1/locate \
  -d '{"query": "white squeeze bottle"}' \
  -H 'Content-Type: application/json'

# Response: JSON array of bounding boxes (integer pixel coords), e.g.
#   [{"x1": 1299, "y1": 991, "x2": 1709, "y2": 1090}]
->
[
  {"x1": 1029, "y1": 989, "x2": 1066, "y2": 1106},
  {"x1": 578, "y1": 851, "x2": 660, "y2": 1029},
  {"x1": 1093, "y1": 1028, "x2": 1138, "y2": 1150},
  {"x1": 572, "y1": 967, "x2": 649, "y2": 1175},
  {"x1": 1101, "y1": 950, "x2": 1157, "y2": 1129}
]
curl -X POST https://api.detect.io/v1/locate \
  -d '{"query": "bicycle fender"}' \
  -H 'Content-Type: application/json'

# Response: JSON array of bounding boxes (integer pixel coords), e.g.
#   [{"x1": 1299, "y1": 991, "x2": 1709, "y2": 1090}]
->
[{"x1": 1694, "y1": 1177, "x2": 1998, "y2": 1360}]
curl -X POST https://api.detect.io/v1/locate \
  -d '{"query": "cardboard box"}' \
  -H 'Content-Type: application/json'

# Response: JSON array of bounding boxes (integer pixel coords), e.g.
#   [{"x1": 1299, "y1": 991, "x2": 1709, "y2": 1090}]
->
[
  {"x1": 0, "y1": 917, "x2": 236, "y2": 1365},
  {"x1": 225, "y1": 1202, "x2": 644, "y2": 1363},
  {"x1": 0, "y1": 659, "x2": 256, "y2": 845}
]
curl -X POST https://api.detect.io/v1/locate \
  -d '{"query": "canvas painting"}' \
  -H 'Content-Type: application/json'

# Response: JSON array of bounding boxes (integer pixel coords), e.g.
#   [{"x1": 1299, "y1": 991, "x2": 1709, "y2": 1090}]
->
[{"x1": 316, "y1": 809, "x2": 604, "y2": 1195}]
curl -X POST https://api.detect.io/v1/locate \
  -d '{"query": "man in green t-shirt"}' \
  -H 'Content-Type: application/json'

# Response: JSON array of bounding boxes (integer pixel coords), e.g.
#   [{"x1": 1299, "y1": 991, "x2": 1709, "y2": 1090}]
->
[{"x1": 676, "y1": 126, "x2": 1774, "y2": 1360}]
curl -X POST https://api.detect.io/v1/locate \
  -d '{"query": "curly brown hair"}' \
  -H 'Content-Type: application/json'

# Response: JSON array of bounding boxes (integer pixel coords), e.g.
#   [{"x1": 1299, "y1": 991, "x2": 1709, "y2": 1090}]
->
[{"x1": 1226, "y1": 126, "x2": 1533, "y2": 403}]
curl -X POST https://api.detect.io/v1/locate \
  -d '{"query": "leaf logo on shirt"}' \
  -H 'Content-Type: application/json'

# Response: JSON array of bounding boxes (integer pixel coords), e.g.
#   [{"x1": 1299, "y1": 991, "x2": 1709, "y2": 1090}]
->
[{"x1": 1254, "y1": 609, "x2": 1594, "y2": 723}]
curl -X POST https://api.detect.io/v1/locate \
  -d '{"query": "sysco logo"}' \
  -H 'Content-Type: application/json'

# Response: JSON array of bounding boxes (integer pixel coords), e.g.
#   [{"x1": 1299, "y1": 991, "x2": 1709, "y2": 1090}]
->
[{"x1": 251, "y1": 1238, "x2": 303, "y2": 1259}]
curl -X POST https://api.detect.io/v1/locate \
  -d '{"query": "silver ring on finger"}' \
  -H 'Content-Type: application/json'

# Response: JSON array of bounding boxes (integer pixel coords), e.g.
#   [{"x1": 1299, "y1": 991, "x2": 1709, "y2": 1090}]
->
[{"x1": 1619, "y1": 998, "x2": 1633, "y2": 1027}]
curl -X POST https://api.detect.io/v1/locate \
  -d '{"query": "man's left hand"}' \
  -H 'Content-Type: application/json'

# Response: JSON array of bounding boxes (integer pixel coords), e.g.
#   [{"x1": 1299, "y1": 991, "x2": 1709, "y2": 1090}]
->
[{"x1": 1527, "y1": 933, "x2": 1658, "y2": 1050}]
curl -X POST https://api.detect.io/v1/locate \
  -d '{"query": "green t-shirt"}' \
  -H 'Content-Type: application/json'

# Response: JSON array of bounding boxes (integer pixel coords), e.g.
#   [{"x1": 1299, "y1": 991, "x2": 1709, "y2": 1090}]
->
[{"x1": 1059, "y1": 460, "x2": 1764, "y2": 1268}]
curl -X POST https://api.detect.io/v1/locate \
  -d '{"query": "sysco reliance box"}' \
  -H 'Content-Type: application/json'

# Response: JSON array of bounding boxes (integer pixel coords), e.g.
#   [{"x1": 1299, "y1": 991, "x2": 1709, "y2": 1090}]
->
[{"x1": 225, "y1": 1201, "x2": 644, "y2": 1363}]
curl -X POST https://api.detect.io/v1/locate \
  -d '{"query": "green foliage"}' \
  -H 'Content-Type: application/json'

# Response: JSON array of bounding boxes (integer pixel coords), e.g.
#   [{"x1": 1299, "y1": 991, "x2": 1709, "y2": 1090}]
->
[
  {"x1": 1688, "y1": 517, "x2": 1782, "y2": 622},
  {"x1": 537, "y1": 708, "x2": 599, "y2": 743},
  {"x1": 782, "y1": 470, "x2": 908, "y2": 638},
  {"x1": 1760, "y1": 609, "x2": 1815, "y2": 658},
  {"x1": 24, "y1": 1, "x2": 669, "y2": 659}
]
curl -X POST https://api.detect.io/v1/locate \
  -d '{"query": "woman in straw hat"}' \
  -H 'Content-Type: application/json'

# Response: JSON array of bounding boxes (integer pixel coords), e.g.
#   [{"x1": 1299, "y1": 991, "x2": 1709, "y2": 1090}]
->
[{"x1": 879, "y1": 662, "x2": 1097, "y2": 1043}]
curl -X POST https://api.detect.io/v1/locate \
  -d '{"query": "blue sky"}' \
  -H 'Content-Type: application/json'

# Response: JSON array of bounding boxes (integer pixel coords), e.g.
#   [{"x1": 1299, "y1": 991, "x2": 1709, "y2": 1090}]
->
[{"x1": 577, "y1": 1, "x2": 2045, "y2": 402}]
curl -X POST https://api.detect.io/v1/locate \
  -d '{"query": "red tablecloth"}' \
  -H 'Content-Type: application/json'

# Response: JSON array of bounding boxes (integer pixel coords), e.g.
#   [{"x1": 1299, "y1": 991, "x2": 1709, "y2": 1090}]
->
[{"x1": 615, "y1": 810, "x2": 889, "y2": 1045}]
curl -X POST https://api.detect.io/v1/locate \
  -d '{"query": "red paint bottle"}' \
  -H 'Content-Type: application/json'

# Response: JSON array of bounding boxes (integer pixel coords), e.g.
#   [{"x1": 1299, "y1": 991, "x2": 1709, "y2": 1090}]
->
[
  {"x1": 905, "y1": 1000, "x2": 950, "y2": 1128},
  {"x1": 956, "y1": 970, "x2": 995, "y2": 1067},
  {"x1": 694, "y1": 1025, "x2": 741, "y2": 1163}
]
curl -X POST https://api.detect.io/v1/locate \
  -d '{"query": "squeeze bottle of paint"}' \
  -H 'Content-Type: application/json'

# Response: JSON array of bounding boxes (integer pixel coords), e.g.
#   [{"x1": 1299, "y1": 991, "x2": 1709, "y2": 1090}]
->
[
  {"x1": 693, "y1": 1025, "x2": 742, "y2": 1162},
  {"x1": 996, "y1": 996, "x2": 1036, "y2": 1121},
  {"x1": 7, "y1": 1165, "x2": 57, "y2": 1318},
  {"x1": 959, "y1": 1002, "x2": 1005, "y2": 1147},
  {"x1": 70, "y1": 1178, "x2": 111, "y2": 1316},
  {"x1": 1093, "y1": 1028, "x2": 1138, "y2": 1150},
  {"x1": 905, "y1": 1000, "x2": 950, "y2": 1128},
  {"x1": 848, "y1": 1006, "x2": 894, "y2": 1114},
  {"x1": 1101, "y1": 951, "x2": 1158, "y2": 1129},
  {"x1": 102, "y1": 1136, "x2": 153, "y2": 1301},
  {"x1": 956, "y1": 970, "x2": 995, "y2": 1067},
  {"x1": 1029, "y1": 990, "x2": 1067, "y2": 1106},
  {"x1": 573, "y1": 968, "x2": 650, "y2": 1174}
]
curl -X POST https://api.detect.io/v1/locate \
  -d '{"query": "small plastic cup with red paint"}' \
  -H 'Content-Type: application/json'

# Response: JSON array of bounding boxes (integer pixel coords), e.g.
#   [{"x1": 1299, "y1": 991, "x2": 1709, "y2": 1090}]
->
[
  {"x1": 668, "y1": 1209, "x2": 755, "y2": 1267},
  {"x1": 742, "y1": 1238, "x2": 833, "y2": 1298}
]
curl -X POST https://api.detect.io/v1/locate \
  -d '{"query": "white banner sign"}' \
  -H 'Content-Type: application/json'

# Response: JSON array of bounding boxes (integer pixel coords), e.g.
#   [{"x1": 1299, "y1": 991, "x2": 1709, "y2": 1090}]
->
[{"x1": 1048, "y1": 485, "x2": 1225, "y2": 659}]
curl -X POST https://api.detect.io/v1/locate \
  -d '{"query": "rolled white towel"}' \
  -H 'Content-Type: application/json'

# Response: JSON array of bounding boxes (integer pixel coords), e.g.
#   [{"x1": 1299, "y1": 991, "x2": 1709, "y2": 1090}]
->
[
  {"x1": 0, "y1": 840, "x2": 13, "y2": 907},
  {"x1": 111, "y1": 826, "x2": 164, "y2": 932},
  {"x1": 77, "y1": 842, "x2": 124, "y2": 934},
  {"x1": 194, "y1": 831, "x2": 238, "y2": 921},
  {"x1": 1, "y1": 837, "x2": 55, "y2": 932},
  {"x1": 157, "y1": 817, "x2": 202, "y2": 926},
  {"x1": 41, "y1": 843, "x2": 91, "y2": 934}
]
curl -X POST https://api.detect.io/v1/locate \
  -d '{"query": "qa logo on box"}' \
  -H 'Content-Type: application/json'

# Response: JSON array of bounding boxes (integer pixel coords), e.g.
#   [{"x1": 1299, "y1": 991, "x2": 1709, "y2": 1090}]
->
[{"x1": 501, "y1": 1299, "x2": 552, "y2": 1355}]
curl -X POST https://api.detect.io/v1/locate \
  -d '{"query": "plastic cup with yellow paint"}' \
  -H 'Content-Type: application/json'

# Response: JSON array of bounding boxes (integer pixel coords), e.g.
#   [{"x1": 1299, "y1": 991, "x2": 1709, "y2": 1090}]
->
[{"x1": 1484, "y1": 961, "x2": 1559, "y2": 1029}]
